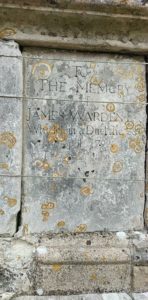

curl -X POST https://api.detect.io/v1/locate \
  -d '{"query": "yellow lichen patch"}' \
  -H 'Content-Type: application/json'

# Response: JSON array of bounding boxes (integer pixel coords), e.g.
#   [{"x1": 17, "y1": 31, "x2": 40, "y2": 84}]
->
[
  {"x1": 129, "y1": 138, "x2": 143, "y2": 153},
  {"x1": 50, "y1": 183, "x2": 57, "y2": 192},
  {"x1": 101, "y1": 256, "x2": 107, "y2": 262},
  {"x1": 42, "y1": 210, "x2": 49, "y2": 222},
  {"x1": 52, "y1": 172, "x2": 63, "y2": 178},
  {"x1": 0, "y1": 208, "x2": 5, "y2": 215},
  {"x1": 80, "y1": 186, "x2": 93, "y2": 196},
  {"x1": 119, "y1": 132, "x2": 126, "y2": 139},
  {"x1": 112, "y1": 161, "x2": 123, "y2": 173},
  {"x1": 0, "y1": 163, "x2": 9, "y2": 170},
  {"x1": 4, "y1": 196, "x2": 17, "y2": 207},
  {"x1": 75, "y1": 224, "x2": 87, "y2": 233},
  {"x1": 32, "y1": 62, "x2": 53, "y2": 80},
  {"x1": 135, "y1": 80, "x2": 145, "y2": 93},
  {"x1": 135, "y1": 124, "x2": 145, "y2": 135},
  {"x1": 137, "y1": 94, "x2": 145, "y2": 103},
  {"x1": 48, "y1": 124, "x2": 68, "y2": 143},
  {"x1": 41, "y1": 202, "x2": 55, "y2": 210},
  {"x1": 106, "y1": 103, "x2": 115, "y2": 112},
  {"x1": 34, "y1": 160, "x2": 52, "y2": 171},
  {"x1": 0, "y1": 28, "x2": 16, "y2": 38},
  {"x1": 57, "y1": 220, "x2": 65, "y2": 228},
  {"x1": 63, "y1": 156, "x2": 71, "y2": 164},
  {"x1": 90, "y1": 63, "x2": 96, "y2": 69},
  {"x1": 90, "y1": 273, "x2": 97, "y2": 281},
  {"x1": 125, "y1": 121, "x2": 134, "y2": 130},
  {"x1": 42, "y1": 125, "x2": 49, "y2": 133},
  {"x1": 52, "y1": 264, "x2": 62, "y2": 272},
  {"x1": 0, "y1": 132, "x2": 16, "y2": 148},
  {"x1": 116, "y1": 67, "x2": 134, "y2": 79},
  {"x1": 90, "y1": 76, "x2": 102, "y2": 85},
  {"x1": 110, "y1": 144, "x2": 119, "y2": 153},
  {"x1": 23, "y1": 224, "x2": 29, "y2": 235}
]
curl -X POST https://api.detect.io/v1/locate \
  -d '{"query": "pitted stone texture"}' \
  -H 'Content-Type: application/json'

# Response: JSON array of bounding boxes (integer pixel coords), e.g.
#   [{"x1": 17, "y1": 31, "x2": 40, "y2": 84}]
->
[
  {"x1": 133, "y1": 294, "x2": 148, "y2": 300},
  {"x1": 21, "y1": 177, "x2": 144, "y2": 233},
  {"x1": 24, "y1": 99, "x2": 146, "y2": 180},
  {"x1": 132, "y1": 232, "x2": 148, "y2": 265},
  {"x1": 0, "y1": 41, "x2": 21, "y2": 57},
  {"x1": 0, "y1": 177, "x2": 21, "y2": 235},
  {"x1": 35, "y1": 232, "x2": 130, "y2": 264},
  {"x1": 34, "y1": 264, "x2": 131, "y2": 293},
  {"x1": 0, "y1": 238, "x2": 34, "y2": 295},
  {"x1": 13, "y1": 293, "x2": 132, "y2": 300},
  {"x1": 133, "y1": 266, "x2": 148, "y2": 292},
  {"x1": 0, "y1": 98, "x2": 22, "y2": 176},
  {"x1": 25, "y1": 52, "x2": 146, "y2": 104},
  {"x1": 0, "y1": 41, "x2": 22, "y2": 97}
]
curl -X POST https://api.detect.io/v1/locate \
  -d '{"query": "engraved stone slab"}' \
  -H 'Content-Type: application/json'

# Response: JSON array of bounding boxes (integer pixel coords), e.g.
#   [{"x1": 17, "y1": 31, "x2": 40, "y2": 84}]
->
[
  {"x1": 0, "y1": 41, "x2": 22, "y2": 97},
  {"x1": 0, "y1": 98, "x2": 22, "y2": 176},
  {"x1": 25, "y1": 52, "x2": 145, "y2": 104},
  {"x1": 22, "y1": 51, "x2": 146, "y2": 233},
  {"x1": 0, "y1": 177, "x2": 21, "y2": 235},
  {"x1": 23, "y1": 99, "x2": 145, "y2": 180}
]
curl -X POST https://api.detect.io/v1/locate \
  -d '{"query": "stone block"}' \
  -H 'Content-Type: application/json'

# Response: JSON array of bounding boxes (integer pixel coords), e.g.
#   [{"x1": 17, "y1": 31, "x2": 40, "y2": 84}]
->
[
  {"x1": 0, "y1": 41, "x2": 22, "y2": 97},
  {"x1": 35, "y1": 232, "x2": 130, "y2": 264},
  {"x1": 21, "y1": 176, "x2": 144, "y2": 233},
  {"x1": 33, "y1": 264, "x2": 131, "y2": 294},
  {"x1": 0, "y1": 177, "x2": 21, "y2": 235},
  {"x1": 0, "y1": 98, "x2": 22, "y2": 176},
  {"x1": 133, "y1": 266, "x2": 148, "y2": 292}
]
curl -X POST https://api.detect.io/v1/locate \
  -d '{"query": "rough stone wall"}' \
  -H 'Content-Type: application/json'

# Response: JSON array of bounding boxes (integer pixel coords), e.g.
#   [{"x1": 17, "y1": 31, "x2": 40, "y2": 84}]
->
[{"x1": 0, "y1": 40, "x2": 147, "y2": 299}]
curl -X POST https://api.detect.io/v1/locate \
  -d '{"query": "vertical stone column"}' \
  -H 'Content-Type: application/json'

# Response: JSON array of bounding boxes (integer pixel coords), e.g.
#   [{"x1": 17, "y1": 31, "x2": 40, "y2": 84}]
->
[{"x1": 0, "y1": 41, "x2": 22, "y2": 236}]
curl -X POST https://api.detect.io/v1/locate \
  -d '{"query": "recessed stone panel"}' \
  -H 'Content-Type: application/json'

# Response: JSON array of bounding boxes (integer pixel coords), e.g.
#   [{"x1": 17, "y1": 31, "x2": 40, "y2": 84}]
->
[
  {"x1": 0, "y1": 98, "x2": 22, "y2": 176},
  {"x1": 0, "y1": 177, "x2": 21, "y2": 235},
  {"x1": 21, "y1": 177, "x2": 144, "y2": 233}
]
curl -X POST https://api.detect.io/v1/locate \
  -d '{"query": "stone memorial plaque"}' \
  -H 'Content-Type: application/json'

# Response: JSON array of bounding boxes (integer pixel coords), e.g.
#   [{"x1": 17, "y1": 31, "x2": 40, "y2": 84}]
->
[
  {"x1": 22, "y1": 51, "x2": 146, "y2": 233},
  {"x1": 0, "y1": 41, "x2": 22, "y2": 235}
]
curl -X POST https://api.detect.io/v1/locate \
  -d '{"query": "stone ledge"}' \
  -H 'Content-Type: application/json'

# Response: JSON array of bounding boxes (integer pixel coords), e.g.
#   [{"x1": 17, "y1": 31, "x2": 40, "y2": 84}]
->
[{"x1": 0, "y1": 1, "x2": 147, "y2": 54}]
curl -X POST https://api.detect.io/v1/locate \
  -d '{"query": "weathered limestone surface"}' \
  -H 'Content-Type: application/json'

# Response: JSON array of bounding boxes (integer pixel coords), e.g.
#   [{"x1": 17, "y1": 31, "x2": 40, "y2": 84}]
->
[
  {"x1": 0, "y1": 41, "x2": 22, "y2": 235},
  {"x1": 0, "y1": 233, "x2": 147, "y2": 295},
  {"x1": 0, "y1": 1, "x2": 147, "y2": 54},
  {"x1": 21, "y1": 50, "x2": 146, "y2": 233},
  {"x1": 133, "y1": 266, "x2": 148, "y2": 291}
]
